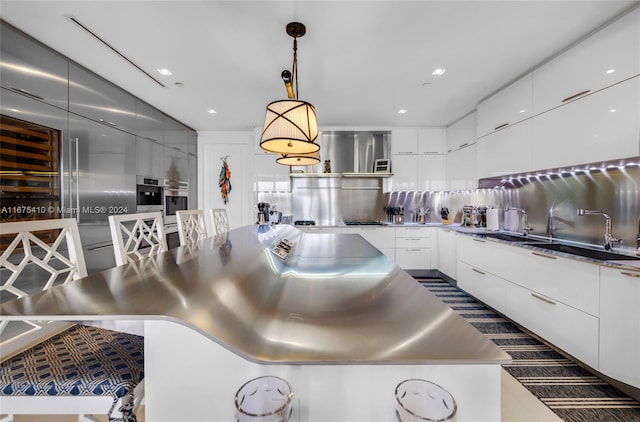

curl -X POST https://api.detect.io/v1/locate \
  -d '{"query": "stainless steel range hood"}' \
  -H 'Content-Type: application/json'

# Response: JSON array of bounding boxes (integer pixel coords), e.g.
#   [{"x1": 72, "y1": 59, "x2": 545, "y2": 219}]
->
[{"x1": 321, "y1": 131, "x2": 390, "y2": 173}]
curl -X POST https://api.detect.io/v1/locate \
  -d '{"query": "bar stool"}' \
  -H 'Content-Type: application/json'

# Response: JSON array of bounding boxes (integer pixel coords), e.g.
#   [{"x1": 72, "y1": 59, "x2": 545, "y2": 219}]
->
[
  {"x1": 176, "y1": 209, "x2": 208, "y2": 247},
  {"x1": 210, "y1": 208, "x2": 230, "y2": 235},
  {"x1": 108, "y1": 211, "x2": 167, "y2": 266},
  {"x1": 0, "y1": 218, "x2": 144, "y2": 421}
]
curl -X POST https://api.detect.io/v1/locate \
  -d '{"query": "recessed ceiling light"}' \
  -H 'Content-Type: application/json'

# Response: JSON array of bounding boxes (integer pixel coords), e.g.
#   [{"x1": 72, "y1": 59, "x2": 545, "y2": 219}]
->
[
  {"x1": 609, "y1": 109, "x2": 616, "y2": 113},
  {"x1": 157, "y1": 68, "x2": 172, "y2": 76},
  {"x1": 397, "y1": 109, "x2": 408, "y2": 114},
  {"x1": 432, "y1": 68, "x2": 446, "y2": 76},
  {"x1": 606, "y1": 69, "x2": 615, "y2": 74},
  {"x1": 207, "y1": 109, "x2": 217, "y2": 114},
  {"x1": 519, "y1": 109, "x2": 526, "y2": 113}
]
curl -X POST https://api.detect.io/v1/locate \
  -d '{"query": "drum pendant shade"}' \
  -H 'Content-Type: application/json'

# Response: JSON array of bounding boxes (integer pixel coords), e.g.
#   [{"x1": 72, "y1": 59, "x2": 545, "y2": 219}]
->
[
  {"x1": 276, "y1": 149, "x2": 321, "y2": 166},
  {"x1": 260, "y1": 99, "x2": 319, "y2": 154}
]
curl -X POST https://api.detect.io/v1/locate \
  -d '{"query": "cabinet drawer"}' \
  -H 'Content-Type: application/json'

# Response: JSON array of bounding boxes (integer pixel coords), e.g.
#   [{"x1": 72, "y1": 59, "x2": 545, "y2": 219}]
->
[
  {"x1": 523, "y1": 248, "x2": 600, "y2": 316},
  {"x1": 395, "y1": 226, "x2": 432, "y2": 237},
  {"x1": 506, "y1": 284, "x2": 599, "y2": 369},
  {"x1": 342, "y1": 227, "x2": 394, "y2": 249},
  {"x1": 300, "y1": 227, "x2": 343, "y2": 234},
  {"x1": 396, "y1": 248, "x2": 431, "y2": 270},
  {"x1": 457, "y1": 262, "x2": 508, "y2": 314},
  {"x1": 396, "y1": 237, "x2": 431, "y2": 248}
]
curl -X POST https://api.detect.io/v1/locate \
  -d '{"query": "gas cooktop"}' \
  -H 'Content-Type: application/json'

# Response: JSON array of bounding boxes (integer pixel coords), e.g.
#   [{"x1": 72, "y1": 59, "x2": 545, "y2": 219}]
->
[{"x1": 294, "y1": 220, "x2": 316, "y2": 226}]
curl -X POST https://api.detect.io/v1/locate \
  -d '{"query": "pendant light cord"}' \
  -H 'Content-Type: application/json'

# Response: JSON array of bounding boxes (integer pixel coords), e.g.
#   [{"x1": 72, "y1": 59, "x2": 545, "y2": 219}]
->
[{"x1": 292, "y1": 38, "x2": 299, "y2": 99}]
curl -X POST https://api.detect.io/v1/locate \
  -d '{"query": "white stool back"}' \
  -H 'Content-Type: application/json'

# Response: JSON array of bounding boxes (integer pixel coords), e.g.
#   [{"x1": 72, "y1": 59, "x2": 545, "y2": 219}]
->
[
  {"x1": 176, "y1": 210, "x2": 208, "y2": 247},
  {"x1": 209, "y1": 208, "x2": 230, "y2": 235},
  {"x1": 0, "y1": 218, "x2": 87, "y2": 359},
  {"x1": 108, "y1": 212, "x2": 167, "y2": 266}
]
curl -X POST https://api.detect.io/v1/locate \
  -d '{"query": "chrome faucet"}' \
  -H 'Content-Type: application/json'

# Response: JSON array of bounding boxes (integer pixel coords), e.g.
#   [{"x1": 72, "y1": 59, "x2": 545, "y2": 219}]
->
[
  {"x1": 577, "y1": 209, "x2": 621, "y2": 250},
  {"x1": 506, "y1": 207, "x2": 532, "y2": 236}
]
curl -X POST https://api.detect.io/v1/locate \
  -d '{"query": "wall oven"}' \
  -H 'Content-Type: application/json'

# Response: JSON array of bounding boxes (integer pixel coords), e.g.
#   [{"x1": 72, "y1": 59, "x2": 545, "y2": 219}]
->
[{"x1": 163, "y1": 179, "x2": 189, "y2": 249}]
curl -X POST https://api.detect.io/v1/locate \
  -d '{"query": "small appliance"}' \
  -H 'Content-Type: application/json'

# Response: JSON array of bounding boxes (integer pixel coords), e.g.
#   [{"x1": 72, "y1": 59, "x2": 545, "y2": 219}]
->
[{"x1": 257, "y1": 202, "x2": 270, "y2": 225}]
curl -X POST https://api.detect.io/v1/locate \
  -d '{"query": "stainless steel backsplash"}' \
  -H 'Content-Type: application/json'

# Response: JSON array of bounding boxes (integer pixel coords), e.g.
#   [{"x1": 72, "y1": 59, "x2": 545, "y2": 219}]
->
[
  {"x1": 389, "y1": 160, "x2": 640, "y2": 252},
  {"x1": 258, "y1": 158, "x2": 639, "y2": 252}
]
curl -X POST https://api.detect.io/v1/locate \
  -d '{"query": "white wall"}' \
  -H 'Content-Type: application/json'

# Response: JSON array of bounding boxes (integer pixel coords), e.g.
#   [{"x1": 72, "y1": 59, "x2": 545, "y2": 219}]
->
[{"x1": 197, "y1": 131, "x2": 253, "y2": 230}]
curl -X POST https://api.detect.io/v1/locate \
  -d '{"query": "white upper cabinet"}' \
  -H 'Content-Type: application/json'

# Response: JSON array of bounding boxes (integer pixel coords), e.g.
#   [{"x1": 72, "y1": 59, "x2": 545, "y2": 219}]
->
[
  {"x1": 417, "y1": 128, "x2": 445, "y2": 154},
  {"x1": 532, "y1": 7, "x2": 640, "y2": 115},
  {"x1": 532, "y1": 75, "x2": 639, "y2": 170},
  {"x1": 389, "y1": 154, "x2": 418, "y2": 190},
  {"x1": 392, "y1": 127, "x2": 444, "y2": 155},
  {"x1": 391, "y1": 128, "x2": 419, "y2": 154},
  {"x1": 417, "y1": 154, "x2": 445, "y2": 191},
  {"x1": 446, "y1": 144, "x2": 478, "y2": 190},
  {"x1": 446, "y1": 112, "x2": 476, "y2": 153},
  {"x1": 477, "y1": 118, "x2": 533, "y2": 178},
  {"x1": 476, "y1": 73, "x2": 533, "y2": 138}
]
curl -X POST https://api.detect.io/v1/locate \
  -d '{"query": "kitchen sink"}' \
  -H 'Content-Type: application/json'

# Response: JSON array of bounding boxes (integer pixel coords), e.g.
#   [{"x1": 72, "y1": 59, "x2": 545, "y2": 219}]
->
[
  {"x1": 526, "y1": 242, "x2": 640, "y2": 261},
  {"x1": 480, "y1": 232, "x2": 538, "y2": 243}
]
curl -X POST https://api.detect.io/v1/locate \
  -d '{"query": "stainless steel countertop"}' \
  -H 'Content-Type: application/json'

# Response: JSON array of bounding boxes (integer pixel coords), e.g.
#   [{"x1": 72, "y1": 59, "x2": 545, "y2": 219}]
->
[{"x1": 0, "y1": 225, "x2": 510, "y2": 365}]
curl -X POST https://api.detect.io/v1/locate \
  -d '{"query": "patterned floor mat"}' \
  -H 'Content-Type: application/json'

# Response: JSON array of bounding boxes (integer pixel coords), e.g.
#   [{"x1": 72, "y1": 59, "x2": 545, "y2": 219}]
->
[{"x1": 418, "y1": 278, "x2": 640, "y2": 422}]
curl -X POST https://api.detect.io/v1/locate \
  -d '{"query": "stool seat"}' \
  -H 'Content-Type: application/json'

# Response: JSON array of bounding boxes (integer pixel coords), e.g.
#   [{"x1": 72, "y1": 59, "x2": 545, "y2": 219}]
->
[{"x1": 0, "y1": 325, "x2": 144, "y2": 420}]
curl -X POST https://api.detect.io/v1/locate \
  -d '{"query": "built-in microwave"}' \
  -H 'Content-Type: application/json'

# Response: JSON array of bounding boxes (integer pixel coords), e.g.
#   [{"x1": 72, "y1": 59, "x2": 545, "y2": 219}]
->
[{"x1": 136, "y1": 176, "x2": 163, "y2": 213}]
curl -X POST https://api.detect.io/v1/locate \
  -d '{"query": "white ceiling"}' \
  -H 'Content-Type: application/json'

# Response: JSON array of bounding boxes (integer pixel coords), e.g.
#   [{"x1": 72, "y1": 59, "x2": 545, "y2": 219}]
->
[{"x1": 1, "y1": 1, "x2": 638, "y2": 132}]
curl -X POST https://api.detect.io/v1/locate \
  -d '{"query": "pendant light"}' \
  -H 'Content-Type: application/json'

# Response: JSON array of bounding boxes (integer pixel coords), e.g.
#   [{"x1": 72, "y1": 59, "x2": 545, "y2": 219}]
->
[
  {"x1": 276, "y1": 149, "x2": 321, "y2": 166},
  {"x1": 260, "y1": 22, "x2": 319, "y2": 156}
]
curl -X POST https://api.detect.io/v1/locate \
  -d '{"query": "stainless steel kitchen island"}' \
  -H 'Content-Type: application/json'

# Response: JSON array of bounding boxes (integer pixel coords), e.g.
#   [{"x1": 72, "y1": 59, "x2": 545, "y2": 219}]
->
[{"x1": 1, "y1": 224, "x2": 510, "y2": 421}]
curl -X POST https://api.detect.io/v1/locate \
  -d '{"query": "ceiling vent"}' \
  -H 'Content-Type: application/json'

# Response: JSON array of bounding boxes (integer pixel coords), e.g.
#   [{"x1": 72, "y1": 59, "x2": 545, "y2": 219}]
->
[{"x1": 65, "y1": 15, "x2": 165, "y2": 88}]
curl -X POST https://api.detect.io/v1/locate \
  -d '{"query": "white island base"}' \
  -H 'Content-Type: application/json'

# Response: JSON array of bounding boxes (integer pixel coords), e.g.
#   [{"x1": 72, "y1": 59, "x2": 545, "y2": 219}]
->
[{"x1": 144, "y1": 320, "x2": 502, "y2": 421}]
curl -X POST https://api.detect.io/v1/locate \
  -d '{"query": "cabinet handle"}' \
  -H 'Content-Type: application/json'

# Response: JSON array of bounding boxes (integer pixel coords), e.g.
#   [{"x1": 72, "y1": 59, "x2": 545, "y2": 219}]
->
[
  {"x1": 472, "y1": 238, "x2": 486, "y2": 243},
  {"x1": 531, "y1": 292, "x2": 556, "y2": 305},
  {"x1": 494, "y1": 123, "x2": 509, "y2": 131},
  {"x1": 472, "y1": 268, "x2": 486, "y2": 275},
  {"x1": 532, "y1": 251, "x2": 557, "y2": 260},
  {"x1": 73, "y1": 137, "x2": 80, "y2": 223},
  {"x1": 98, "y1": 119, "x2": 118, "y2": 127},
  {"x1": 406, "y1": 249, "x2": 422, "y2": 252},
  {"x1": 621, "y1": 271, "x2": 640, "y2": 278},
  {"x1": 422, "y1": 151, "x2": 439, "y2": 155},
  {"x1": 396, "y1": 151, "x2": 413, "y2": 154},
  {"x1": 561, "y1": 89, "x2": 591, "y2": 103},
  {"x1": 10, "y1": 87, "x2": 45, "y2": 101},
  {"x1": 458, "y1": 143, "x2": 469, "y2": 148}
]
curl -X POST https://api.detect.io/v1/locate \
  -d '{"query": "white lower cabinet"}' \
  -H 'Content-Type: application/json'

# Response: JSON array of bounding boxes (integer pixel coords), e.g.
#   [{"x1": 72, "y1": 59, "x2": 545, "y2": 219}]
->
[
  {"x1": 395, "y1": 227, "x2": 433, "y2": 270},
  {"x1": 505, "y1": 283, "x2": 599, "y2": 369},
  {"x1": 299, "y1": 227, "x2": 343, "y2": 234},
  {"x1": 396, "y1": 248, "x2": 430, "y2": 270},
  {"x1": 436, "y1": 228, "x2": 457, "y2": 279},
  {"x1": 458, "y1": 262, "x2": 508, "y2": 315},
  {"x1": 342, "y1": 226, "x2": 396, "y2": 262},
  {"x1": 599, "y1": 266, "x2": 640, "y2": 389},
  {"x1": 457, "y1": 234, "x2": 600, "y2": 370},
  {"x1": 523, "y1": 249, "x2": 600, "y2": 317}
]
